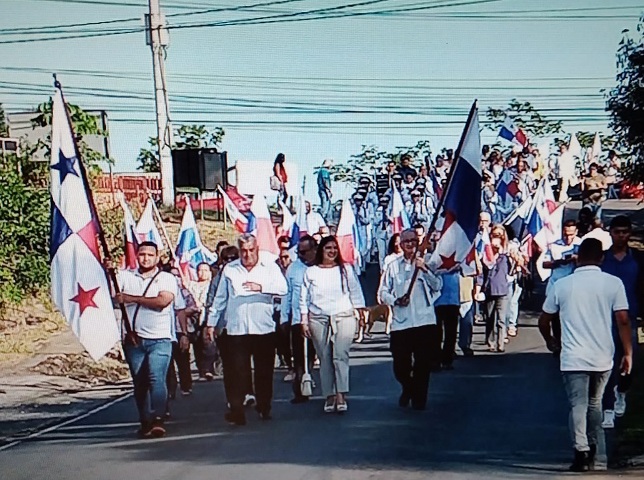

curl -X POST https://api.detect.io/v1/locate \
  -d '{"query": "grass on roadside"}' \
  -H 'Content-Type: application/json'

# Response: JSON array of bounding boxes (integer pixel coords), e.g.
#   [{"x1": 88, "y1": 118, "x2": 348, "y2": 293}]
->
[{"x1": 0, "y1": 297, "x2": 66, "y2": 367}]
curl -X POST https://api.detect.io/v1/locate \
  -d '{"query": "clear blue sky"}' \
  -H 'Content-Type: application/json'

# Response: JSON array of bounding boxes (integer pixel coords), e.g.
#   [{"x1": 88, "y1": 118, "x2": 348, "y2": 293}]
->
[{"x1": 1, "y1": 0, "x2": 642, "y2": 199}]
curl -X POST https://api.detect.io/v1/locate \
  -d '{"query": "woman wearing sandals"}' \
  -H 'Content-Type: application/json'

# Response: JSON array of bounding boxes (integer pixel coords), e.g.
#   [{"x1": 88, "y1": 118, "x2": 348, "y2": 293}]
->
[{"x1": 300, "y1": 235, "x2": 365, "y2": 413}]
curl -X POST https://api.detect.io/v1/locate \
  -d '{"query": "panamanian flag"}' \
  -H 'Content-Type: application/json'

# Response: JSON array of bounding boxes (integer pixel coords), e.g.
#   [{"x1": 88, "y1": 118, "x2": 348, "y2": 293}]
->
[
  {"x1": 49, "y1": 82, "x2": 120, "y2": 361},
  {"x1": 430, "y1": 103, "x2": 482, "y2": 272},
  {"x1": 498, "y1": 118, "x2": 527, "y2": 147},
  {"x1": 175, "y1": 197, "x2": 217, "y2": 280}
]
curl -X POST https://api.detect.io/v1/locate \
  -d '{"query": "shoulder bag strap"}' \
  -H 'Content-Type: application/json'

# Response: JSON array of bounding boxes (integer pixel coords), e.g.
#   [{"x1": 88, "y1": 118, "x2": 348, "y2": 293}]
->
[{"x1": 130, "y1": 270, "x2": 163, "y2": 333}]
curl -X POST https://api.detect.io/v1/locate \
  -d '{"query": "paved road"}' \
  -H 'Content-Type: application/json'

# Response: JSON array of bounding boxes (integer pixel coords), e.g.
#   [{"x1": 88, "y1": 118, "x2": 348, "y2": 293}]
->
[
  {"x1": 2, "y1": 199, "x2": 644, "y2": 479},
  {"x1": 0, "y1": 295, "x2": 637, "y2": 478}
]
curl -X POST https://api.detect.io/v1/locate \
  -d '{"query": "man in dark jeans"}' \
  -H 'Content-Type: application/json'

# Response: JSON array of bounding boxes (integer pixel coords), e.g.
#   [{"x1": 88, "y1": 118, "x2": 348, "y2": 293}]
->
[
  {"x1": 434, "y1": 271, "x2": 460, "y2": 370},
  {"x1": 108, "y1": 241, "x2": 179, "y2": 438},
  {"x1": 206, "y1": 234, "x2": 288, "y2": 425},
  {"x1": 600, "y1": 215, "x2": 644, "y2": 428}
]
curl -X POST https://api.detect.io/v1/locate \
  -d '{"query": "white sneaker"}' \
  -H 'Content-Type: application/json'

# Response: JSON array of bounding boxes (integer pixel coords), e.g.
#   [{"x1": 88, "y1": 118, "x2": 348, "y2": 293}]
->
[
  {"x1": 602, "y1": 409, "x2": 615, "y2": 429},
  {"x1": 283, "y1": 371, "x2": 296, "y2": 382},
  {"x1": 243, "y1": 394, "x2": 256, "y2": 407},
  {"x1": 614, "y1": 386, "x2": 627, "y2": 417}
]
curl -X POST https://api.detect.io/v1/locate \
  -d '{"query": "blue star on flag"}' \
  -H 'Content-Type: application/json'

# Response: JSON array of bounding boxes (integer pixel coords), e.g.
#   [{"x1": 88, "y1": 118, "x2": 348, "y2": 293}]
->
[{"x1": 51, "y1": 150, "x2": 79, "y2": 184}]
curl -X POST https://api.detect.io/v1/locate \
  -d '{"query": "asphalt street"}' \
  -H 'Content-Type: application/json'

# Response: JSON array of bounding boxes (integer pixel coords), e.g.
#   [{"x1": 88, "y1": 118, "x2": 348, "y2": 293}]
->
[{"x1": 1, "y1": 260, "x2": 640, "y2": 480}]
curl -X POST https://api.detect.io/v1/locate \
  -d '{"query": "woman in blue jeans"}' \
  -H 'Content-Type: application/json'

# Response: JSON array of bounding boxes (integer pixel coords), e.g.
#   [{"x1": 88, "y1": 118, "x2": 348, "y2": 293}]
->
[{"x1": 481, "y1": 225, "x2": 511, "y2": 353}]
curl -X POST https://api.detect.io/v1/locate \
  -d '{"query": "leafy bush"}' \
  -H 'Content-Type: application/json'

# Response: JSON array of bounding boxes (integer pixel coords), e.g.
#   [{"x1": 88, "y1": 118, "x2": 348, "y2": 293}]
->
[{"x1": 0, "y1": 156, "x2": 50, "y2": 308}]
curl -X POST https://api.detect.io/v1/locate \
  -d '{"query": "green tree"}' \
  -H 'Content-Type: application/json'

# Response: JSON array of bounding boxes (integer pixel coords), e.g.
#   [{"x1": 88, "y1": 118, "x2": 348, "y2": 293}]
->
[
  {"x1": 137, "y1": 124, "x2": 225, "y2": 173},
  {"x1": 0, "y1": 153, "x2": 50, "y2": 308},
  {"x1": 0, "y1": 103, "x2": 8, "y2": 137},
  {"x1": 486, "y1": 99, "x2": 564, "y2": 139},
  {"x1": 29, "y1": 98, "x2": 109, "y2": 176},
  {"x1": 0, "y1": 100, "x2": 113, "y2": 309},
  {"x1": 606, "y1": 17, "x2": 644, "y2": 181}
]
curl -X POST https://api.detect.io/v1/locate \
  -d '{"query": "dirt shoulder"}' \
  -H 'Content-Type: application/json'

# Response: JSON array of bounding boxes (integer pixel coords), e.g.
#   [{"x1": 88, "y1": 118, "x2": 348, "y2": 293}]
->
[{"x1": 0, "y1": 326, "x2": 130, "y2": 447}]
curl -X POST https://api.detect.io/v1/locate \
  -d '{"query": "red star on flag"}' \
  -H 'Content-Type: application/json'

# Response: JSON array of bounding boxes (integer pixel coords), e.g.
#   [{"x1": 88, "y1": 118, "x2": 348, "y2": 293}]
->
[
  {"x1": 70, "y1": 284, "x2": 100, "y2": 315},
  {"x1": 439, "y1": 252, "x2": 458, "y2": 270}
]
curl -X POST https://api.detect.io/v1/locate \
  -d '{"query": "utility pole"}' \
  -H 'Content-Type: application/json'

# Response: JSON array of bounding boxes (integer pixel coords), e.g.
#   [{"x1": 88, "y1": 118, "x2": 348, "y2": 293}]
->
[{"x1": 146, "y1": 0, "x2": 174, "y2": 206}]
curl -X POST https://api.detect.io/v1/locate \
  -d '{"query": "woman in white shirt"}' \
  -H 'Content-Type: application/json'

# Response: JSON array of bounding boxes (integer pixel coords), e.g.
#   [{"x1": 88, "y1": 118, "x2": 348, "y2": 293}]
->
[
  {"x1": 383, "y1": 233, "x2": 403, "y2": 270},
  {"x1": 300, "y1": 236, "x2": 365, "y2": 413}
]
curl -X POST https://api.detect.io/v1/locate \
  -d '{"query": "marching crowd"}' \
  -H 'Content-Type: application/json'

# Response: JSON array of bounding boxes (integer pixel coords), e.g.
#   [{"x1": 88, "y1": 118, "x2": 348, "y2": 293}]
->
[{"x1": 109, "y1": 143, "x2": 641, "y2": 473}]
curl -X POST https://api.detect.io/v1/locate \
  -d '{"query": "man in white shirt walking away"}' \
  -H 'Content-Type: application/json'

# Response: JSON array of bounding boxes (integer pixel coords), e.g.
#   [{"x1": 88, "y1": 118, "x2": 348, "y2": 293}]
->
[
  {"x1": 539, "y1": 238, "x2": 632, "y2": 472},
  {"x1": 206, "y1": 234, "x2": 288, "y2": 425},
  {"x1": 377, "y1": 229, "x2": 443, "y2": 411}
]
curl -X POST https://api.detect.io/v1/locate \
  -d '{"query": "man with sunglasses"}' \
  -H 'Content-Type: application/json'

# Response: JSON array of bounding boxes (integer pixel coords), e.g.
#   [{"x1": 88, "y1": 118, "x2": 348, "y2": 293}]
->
[
  {"x1": 600, "y1": 215, "x2": 644, "y2": 428},
  {"x1": 281, "y1": 235, "x2": 318, "y2": 404}
]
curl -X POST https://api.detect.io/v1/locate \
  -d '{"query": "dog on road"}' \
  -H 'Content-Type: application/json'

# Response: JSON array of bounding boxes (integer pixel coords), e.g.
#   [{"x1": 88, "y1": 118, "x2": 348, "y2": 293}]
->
[{"x1": 355, "y1": 304, "x2": 392, "y2": 343}]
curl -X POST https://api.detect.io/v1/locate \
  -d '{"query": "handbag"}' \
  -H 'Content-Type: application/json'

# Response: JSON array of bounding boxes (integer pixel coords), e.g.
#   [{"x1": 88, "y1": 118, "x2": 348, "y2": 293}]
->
[
  {"x1": 270, "y1": 175, "x2": 282, "y2": 191},
  {"x1": 300, "y1": 336, "x2": 313, "y2": 397},
  {"x1": 123, "y1": 270, "x2": 162, "y2": 347}
]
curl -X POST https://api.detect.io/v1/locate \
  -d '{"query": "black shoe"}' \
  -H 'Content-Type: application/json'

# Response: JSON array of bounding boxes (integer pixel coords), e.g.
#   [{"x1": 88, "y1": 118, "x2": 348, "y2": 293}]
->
[
  {"x1": 136, "y1": 421, "x2": 153, "y2": 439},
  {"x1": 442, "y1": 363, "x2": 454, "y2": 371},
  {"x1": 588, "y1": 444, "x2": 597, "y2": 469},
  {"x1": 256, "y1": 407, "x2": 272, "y2": 420},
  {"x1": 163, "y1": 410, "x2": 171, "y2": 421},
  {"x1": 569, "y1": 450, "x2": 591, "y2": 472},
  {"x1": 430, "y1": 364, "x2": 442, "y2": 373},
  {"x1": 411, "y1": 402, "x2": 426, "y2": 411},
  {"x1": 463, "y1": 348, "x2": 474, "y2": 357},
  {"x1": 398, "y1": 391, "x2": 411, "y2": 408},
  {"x1": 149, "y1": 418, "x2": 166, "y2": 438},
  {"x1": 290, "y1": 396, "x2": 309, "y2": 404},
  {"x1": 224, "y1": 411, "x2": 246, "y2": 426}
]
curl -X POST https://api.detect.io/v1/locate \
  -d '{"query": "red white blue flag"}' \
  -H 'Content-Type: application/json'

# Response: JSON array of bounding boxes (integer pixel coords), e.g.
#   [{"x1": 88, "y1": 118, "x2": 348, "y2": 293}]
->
[
  {"x1": 337, "y1": 199, "x2": 359, "y2": 266},
  {"x1": 49, "y1": 83, "x2": 120, "y2": 361},
  {"x1": 175, "y1": 197, "x2": 217, "y2": 280},
  {"x1": 218, "y1": 185, "x2": 249, "y2": 234},
  {"x1": 498, "y1": 118, "x2": 527, "y2": 147},
  {"x1": 135, "y1": 199, "x2": 164, "y2": 247},
  {"x1": 118, "y1": 196, "x2": 138, "y2": 270},
  {"x1": 430, "y1": 103, "x2": 482, "y2": 272},
  {"x1": 247, "y1": 194, "x2": 279, "y2": 262}
]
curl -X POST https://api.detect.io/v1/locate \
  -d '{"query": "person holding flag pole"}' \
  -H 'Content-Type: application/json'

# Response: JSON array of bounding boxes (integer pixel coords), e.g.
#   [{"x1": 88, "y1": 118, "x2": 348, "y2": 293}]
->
[
  {"x1": 50, "y1": 78, "x2": 178, "y2": 439},
  {"x1": 378, "y1": 101, "x2": 480, "y2": 409}
]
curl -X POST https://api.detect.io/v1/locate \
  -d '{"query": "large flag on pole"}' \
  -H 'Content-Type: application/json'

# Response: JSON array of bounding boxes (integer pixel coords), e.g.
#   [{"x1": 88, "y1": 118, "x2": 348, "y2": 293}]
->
[
  {"x1": 430, "y1": 103, "x2": 482, "y2": 272},
  {"x1": 49, "y1": 82, "x2": 120, "y2": 361},
  {"x1": 175, "y1": 197, "x2": 217, "y2": 280}
]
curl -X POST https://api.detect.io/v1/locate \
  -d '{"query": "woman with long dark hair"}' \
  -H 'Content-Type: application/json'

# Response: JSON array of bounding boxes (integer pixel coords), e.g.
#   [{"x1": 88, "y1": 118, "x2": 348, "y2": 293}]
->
[
  {"x1": 273, "y1": 153, "x2": 288, "y2": 202},
  {"x1": 300, "y1": 236, "x2": 365, "y2": 413}
]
